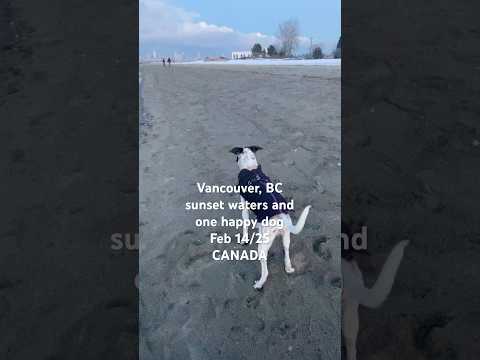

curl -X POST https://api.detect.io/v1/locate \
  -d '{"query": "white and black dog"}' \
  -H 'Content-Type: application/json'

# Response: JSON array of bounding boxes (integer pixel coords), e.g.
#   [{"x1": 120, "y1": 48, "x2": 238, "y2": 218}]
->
[{"x1": 230, "y1": 146, "x2": 311, "y2": 289}]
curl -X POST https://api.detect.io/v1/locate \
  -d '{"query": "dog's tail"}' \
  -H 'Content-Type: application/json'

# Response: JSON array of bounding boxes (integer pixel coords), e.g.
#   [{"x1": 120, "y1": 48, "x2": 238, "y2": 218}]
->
[
  {"x1": 358, "y1": 240, "x2": 409, "y2": 308},
  {"x1": 283, "y1": 205, "x2": 311, "y2": 234}
]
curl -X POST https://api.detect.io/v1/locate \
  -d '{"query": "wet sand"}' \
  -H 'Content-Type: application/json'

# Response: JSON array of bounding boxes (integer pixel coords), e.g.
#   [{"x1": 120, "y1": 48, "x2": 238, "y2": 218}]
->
[{"x1": 140, "y1": 63, "x2": 341, "y2": 360}]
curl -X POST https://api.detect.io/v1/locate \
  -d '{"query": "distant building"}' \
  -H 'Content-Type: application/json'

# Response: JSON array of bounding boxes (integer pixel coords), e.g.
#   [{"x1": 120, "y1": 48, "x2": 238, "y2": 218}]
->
[
  {"x1": 334, "y1": 37, "x2": 341, "y2": 58},
  {"x1": 231, "y1": 51, "x2": 252, "y2": 60}
]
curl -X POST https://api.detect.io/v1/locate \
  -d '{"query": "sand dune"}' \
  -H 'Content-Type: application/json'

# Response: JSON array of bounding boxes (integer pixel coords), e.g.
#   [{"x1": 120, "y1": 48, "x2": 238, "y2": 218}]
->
[{"x1": 140, "y1": 64, "x2": 341, "y2": 360}]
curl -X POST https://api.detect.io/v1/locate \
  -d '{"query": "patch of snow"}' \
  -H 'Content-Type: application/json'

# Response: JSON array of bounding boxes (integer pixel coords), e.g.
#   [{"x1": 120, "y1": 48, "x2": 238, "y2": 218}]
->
[{"x1": 178, "y1": 58, "x2": 341, "y2": 66}]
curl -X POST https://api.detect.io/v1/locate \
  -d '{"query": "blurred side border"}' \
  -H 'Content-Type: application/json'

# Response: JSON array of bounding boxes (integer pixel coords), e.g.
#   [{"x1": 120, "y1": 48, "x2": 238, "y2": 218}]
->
[
  {"x1": 1, "y1": 0, "x2": 138, "y2": 359},
  {"x1": 342, "y1": 1, "x2": 480, "y2": 359}
]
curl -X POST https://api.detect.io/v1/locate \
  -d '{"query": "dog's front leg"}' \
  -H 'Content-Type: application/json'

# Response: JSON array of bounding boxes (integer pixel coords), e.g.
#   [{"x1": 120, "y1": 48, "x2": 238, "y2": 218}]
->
[
  {"x1": 253, "y1": 227, "x2": 274, "y2": 289},
  {"x1": 240, "y1": 196, "x2": 249, "y2": 244}
]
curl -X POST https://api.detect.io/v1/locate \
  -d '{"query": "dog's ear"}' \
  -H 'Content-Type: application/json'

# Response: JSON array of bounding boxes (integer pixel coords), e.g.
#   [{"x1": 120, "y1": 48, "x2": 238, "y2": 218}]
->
[
  {"x1": 248, "y1": 146, "x2": 263, "y2": 153},
  {"x1": 229, "y1": 147, "x2": 244, "y2": 155}
]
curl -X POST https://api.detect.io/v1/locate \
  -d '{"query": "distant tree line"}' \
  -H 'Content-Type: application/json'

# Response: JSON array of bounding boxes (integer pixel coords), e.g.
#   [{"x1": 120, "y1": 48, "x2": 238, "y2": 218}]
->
[
  {"x1": 250, "y1": 19, "x2": 300, "y2": 58},
  {"x1": 251, "y1": 42, "x2": 325, "y2": 59},
  {"x1": 249, "y1": 20, "x2": 341, "y2": 59},
  {"x1": 250, "y1": 43, "x2": 279, "y2": 57}
]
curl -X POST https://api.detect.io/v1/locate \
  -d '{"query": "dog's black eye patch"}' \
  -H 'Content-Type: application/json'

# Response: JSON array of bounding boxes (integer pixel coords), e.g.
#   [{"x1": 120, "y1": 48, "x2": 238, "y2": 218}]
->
[
  {"x1": 230, "y1": 147, "x2": 244, "y2": 155},
  {"x1": 248, "y1": 145, "x2": 263, "y2": 153}
]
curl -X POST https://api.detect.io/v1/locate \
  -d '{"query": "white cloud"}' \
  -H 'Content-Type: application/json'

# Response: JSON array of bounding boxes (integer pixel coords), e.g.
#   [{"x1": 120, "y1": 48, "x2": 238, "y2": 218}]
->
[{"x1": 140, "y1": 0, "x2": 277, "y2": 53}]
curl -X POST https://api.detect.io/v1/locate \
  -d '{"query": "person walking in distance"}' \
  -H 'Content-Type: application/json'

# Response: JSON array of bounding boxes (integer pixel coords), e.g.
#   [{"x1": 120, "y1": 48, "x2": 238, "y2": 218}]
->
[
  {"x1": 162, "y1": 58, "x2": 166, "y2": 66},
  {"x1": 167, "y1": 57, "x2": 171, "y2": 66}
]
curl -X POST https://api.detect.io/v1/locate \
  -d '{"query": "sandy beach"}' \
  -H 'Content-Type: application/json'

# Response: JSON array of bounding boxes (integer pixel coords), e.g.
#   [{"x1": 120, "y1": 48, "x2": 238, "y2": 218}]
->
[{"x1": 140, "y1": 63, "x2": 341, "y2": 360}]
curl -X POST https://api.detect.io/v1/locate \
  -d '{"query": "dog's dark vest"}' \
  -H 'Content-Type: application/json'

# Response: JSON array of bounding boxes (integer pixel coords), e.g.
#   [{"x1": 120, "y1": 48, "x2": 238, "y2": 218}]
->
[{"x1": 238, "y1": 165, "x2": 288, "y2": 222}]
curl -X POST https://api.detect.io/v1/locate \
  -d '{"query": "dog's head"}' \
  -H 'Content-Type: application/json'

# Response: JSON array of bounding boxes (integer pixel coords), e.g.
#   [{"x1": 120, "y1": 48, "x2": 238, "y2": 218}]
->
[{"x1": 230, "y1": 146, "x2": 263, "y2": 170}]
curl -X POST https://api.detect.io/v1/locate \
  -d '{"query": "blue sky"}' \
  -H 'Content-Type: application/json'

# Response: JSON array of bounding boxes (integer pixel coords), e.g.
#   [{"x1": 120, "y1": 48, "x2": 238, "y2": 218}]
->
[{"x1": 140, "y1": 0, "x2": 340, "y2": 59}]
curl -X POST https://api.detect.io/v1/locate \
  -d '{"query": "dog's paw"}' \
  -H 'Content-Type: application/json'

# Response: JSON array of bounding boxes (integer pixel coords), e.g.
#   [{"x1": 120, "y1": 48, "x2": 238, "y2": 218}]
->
[
  {"x1": 253, "y1": 280, "x2": 264, "y2": 290},
  {"x1": 285, "y1": 266, "x2": 295, "y2": 274}
]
